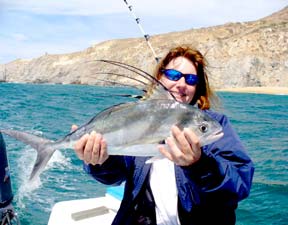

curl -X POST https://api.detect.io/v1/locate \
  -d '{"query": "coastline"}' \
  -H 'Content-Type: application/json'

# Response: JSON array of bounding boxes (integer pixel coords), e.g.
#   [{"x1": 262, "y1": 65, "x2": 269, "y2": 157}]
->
[
  {"x1": 2, "y1": 82, "x2": 288, "y2": 95},
  {"x1": 216, "y1": 87, "x2": 288, "y2": 95}
]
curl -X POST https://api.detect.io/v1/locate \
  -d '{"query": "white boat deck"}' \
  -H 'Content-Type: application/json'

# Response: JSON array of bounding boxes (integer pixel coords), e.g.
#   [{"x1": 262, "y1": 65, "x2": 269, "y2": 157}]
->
[{"x1": 48, "y1": 186, "x2": 123, "y2": 225}]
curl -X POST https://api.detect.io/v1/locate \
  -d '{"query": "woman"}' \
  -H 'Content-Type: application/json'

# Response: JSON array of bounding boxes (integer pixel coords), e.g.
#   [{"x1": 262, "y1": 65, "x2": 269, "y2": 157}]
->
[{"x1": 73, "y1": 45, "x2": 254, "y2": 225}]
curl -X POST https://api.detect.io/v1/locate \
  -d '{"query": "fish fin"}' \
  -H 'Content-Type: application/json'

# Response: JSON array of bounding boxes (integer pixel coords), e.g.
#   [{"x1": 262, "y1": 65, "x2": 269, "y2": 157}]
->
[
  {"x1": 143, "y1": 84, "x2": 175, "y2": 101},
  {"x1": 96, "y1": 59, "x2": 176, "y2": 101},
  {"x1": 91, "y1": 72, "x2": 148, "y2": 87},
  {"x1": 145, "y1": 155, "x2": 165, "y2": 164},
  {"x1": 1, "y1": 129, "x2": 56, "y2": 181}
]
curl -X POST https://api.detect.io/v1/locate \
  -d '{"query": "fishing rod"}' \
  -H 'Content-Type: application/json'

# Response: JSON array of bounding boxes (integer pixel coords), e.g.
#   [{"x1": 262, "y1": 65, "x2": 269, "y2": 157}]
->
[{"x1": 123, "y1": 0, "x2": 160, "y2": 63}]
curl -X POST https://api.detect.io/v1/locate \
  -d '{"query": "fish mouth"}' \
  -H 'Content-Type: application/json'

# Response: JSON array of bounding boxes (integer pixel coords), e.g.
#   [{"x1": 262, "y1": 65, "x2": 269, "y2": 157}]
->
[
  {"x1": 211, "y1": 129, "x2": 224, "y2": 142},
  {"x1": 200, "y1": 130, "x2": 224, "y2": 146},
  {"x1": 213, "y1": 128, "x2": 224, "y2": 138},
  {"x1": 213, "y1": 131, "x2": 224, "y2": 140}
]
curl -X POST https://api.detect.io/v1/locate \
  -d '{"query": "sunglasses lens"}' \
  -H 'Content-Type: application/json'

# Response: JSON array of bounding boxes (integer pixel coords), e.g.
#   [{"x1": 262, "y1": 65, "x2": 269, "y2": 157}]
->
[
  {"x1": 163, "y1": 69, "x2": 182, "y2": 81},
  {"x1": 185, "y1": 75, "x2": 199, "y2": 85},
  {"x1": 162, "y1": 69, "x2": 198, "y2": 85}
]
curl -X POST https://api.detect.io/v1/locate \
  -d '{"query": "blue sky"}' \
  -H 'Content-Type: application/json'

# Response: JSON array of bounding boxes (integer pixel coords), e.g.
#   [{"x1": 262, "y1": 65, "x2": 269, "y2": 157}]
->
[{"x1": 0, "y1": 0, "x2": 287, "y2": 64}]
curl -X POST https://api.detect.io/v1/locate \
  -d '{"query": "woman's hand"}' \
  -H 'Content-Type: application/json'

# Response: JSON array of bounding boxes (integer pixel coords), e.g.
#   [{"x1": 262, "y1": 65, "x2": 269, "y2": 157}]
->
[
  {"x1": 158, "y1": 125, "x2": 201, "y2": 166},
  {"x1": 71, "y1": 125, "x2": 109, "y2": 165}
]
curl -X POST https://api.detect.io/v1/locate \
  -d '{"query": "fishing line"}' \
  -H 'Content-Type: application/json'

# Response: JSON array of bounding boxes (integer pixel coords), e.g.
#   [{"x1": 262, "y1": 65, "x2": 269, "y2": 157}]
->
[{"x1": 123, "y1": 0, "x2": 160, "y2": 63}]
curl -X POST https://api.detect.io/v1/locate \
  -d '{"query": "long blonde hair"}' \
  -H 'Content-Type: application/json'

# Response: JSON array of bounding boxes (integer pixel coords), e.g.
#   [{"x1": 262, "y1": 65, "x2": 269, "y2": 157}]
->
[{"x1": 153, "y1": 45, "x2": 217, "y2": 110}]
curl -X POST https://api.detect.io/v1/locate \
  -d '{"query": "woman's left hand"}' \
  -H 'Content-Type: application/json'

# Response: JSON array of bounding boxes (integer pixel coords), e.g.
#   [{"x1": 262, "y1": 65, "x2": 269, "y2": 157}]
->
[{"x1": 158, "y1": 125, "x2": 201, "y2": 166}]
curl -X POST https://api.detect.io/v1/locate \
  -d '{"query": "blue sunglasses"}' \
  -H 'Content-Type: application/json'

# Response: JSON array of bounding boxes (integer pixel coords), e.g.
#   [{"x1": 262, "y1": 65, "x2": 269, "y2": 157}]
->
[{"x1": 161, "y1": 69, "x2": 199, "y2": 86}]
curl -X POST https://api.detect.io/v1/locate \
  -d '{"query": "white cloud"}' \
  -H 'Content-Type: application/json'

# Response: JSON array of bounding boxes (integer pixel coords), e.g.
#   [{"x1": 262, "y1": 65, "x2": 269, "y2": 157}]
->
[
  {"x1": 2, "y1": 0, "x2": 127, "y2": 15},
  {"x1": 0, "y1": 0, "x2": 287, "y2": 63},
  {"x1": 2, "y1": 0, "x2": 286, "y2": 18},
  {"x1": 11, "y1": 33, "x2": 29, "y2": 41}
]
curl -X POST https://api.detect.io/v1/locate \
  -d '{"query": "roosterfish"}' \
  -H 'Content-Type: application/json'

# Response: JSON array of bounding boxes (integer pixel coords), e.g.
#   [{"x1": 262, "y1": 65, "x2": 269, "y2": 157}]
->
[{"x1": 0, "y1": 60, "x2": 223, "y2": 181}]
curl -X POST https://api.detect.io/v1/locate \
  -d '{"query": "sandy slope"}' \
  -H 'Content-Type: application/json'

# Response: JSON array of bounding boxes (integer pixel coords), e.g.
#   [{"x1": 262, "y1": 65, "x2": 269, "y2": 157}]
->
[{"x1": 217, "y1": 87, "x2": 288, "y2": 95}]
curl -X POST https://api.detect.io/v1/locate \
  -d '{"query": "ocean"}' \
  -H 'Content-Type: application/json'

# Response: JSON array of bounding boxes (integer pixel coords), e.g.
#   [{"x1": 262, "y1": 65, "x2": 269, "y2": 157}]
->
[{"x1": 1, "y1": 83, "x2": 287, "y2": 225}]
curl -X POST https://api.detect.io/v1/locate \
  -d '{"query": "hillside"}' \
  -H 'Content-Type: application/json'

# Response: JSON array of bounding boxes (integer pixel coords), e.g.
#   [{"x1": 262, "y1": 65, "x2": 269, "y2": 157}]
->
[{"x1": 0, "y1": 6, "x2": 287, "y2": 89}]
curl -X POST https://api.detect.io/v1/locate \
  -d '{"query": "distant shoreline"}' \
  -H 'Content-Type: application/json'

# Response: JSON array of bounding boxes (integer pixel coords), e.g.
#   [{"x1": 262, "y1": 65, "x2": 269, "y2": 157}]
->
[
  {"x1": 1, "y1": 82, "x2": 288, "y2": 95},
  {"x1": 216, "y1": 87, "x2": 288, "y2": 95}
]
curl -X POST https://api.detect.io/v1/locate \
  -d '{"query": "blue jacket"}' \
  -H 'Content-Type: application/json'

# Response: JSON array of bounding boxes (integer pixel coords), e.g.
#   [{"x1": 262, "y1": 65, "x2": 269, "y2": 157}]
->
[{"x1": 84, "y1": 110, "x2": 254, "y2": 225}]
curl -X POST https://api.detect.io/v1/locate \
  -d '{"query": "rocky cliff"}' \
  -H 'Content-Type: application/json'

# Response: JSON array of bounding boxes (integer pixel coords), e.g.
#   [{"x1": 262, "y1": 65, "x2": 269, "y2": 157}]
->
[{"x1": 0, "y1": 6, "x2": 287, "y2": 89}]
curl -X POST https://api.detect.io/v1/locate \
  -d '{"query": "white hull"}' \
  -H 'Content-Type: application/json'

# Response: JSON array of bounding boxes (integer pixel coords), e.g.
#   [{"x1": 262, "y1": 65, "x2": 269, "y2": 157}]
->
[{"x1": 48, "y1": 186, "x2": 123, "y2": 225}]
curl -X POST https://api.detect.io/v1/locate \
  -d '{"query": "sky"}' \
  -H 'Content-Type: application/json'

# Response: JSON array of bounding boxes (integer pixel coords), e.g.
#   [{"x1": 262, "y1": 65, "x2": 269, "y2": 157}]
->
[{"x1": 0, "y1": 0, "x2": 287, "y2": 64}]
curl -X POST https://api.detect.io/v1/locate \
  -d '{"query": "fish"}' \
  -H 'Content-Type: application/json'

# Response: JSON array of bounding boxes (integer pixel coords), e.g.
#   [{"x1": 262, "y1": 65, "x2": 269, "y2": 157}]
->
[
  {"x1": 0, "y1": 99, "x2": 223, "y2": 181},
  {"x1": 0, "y1": 60, "x2": 223, "y2": 182}
]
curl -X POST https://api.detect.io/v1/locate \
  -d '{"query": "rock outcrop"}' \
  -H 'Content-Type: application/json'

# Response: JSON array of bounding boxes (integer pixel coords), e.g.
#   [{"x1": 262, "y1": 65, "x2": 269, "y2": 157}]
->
[{"x1": 1, "y1": 6, "x2": 287, "y2": 89}]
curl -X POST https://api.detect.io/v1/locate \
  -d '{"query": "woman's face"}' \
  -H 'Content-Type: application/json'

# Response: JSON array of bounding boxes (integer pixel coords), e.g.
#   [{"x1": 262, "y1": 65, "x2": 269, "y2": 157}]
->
[{"x1": 160, "y1": 56, "x2": 197, "y2": 104}]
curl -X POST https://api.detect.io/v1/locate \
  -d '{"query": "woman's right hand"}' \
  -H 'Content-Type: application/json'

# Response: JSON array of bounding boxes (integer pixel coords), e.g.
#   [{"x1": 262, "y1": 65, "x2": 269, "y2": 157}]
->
[{"x1": 71, "y1": 125, "x2": 109, "y2": 165}]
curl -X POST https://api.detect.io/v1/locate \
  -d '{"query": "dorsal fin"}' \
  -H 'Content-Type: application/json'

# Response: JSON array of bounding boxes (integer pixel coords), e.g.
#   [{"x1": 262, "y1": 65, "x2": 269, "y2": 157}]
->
[
  {"x1": 94, "y1": 59, "x2": 176, "y2": 101},
  {"x1": 142, "y1": 83, "x2": 174, "y2": 100}
]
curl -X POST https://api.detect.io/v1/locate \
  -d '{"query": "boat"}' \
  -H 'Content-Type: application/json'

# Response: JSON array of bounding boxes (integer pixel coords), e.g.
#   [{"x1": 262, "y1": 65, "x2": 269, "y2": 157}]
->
[
  {"x1": 48, "y1": 186, "x2": 123, "y2": 225},
  {"x1": 1, "y1": 132, "x2": 123, "y2": 225}
]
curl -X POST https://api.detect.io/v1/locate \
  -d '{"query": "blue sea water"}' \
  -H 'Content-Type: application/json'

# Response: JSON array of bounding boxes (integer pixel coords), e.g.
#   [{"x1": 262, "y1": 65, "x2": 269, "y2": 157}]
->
[{"x1": 0, "y1": 83, "x2": 287, "y2": 225}]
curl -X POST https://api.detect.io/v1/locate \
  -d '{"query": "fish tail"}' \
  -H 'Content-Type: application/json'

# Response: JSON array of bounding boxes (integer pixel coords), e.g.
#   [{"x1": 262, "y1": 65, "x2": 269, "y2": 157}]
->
[{"x1": 0, "y1": 129, "x2": 57, "y2": 181}]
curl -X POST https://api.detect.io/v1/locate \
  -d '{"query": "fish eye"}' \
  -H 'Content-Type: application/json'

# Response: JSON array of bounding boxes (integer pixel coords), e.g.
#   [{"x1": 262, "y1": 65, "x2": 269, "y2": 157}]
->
[{"x1": 199, "y1": 122, "x2": 208, "y2": 133}]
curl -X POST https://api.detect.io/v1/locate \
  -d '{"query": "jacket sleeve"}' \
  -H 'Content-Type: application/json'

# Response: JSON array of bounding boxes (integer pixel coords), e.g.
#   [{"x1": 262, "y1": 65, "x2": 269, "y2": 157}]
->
[
  {"x1": 182, "y1": 112, "x2": 254, "y2": 203},
  {"x1": 83, "y1": 156, "x2": 131, "y2": 186}
]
